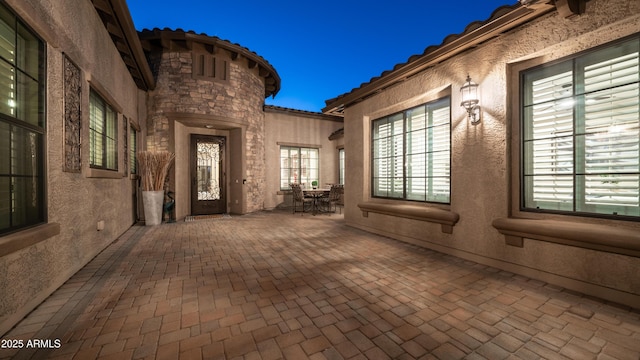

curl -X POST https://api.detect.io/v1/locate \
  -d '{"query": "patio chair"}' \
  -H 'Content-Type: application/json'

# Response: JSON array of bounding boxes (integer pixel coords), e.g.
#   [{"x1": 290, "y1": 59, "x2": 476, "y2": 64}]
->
[
  {"x1": 320, "y1": 184, "x2": 343, "y2": 213},
  {"x1": 290, "y1": 183, "x2": 312, "y2": 214},
  {"x1": 336, "y1": 185, "x2": 344, "y2": 214}
]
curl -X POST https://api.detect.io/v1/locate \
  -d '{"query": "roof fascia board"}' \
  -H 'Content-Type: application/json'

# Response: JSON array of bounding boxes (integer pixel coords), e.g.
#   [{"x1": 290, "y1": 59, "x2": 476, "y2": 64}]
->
[
  {"x1": 264, "y1": 105, "x2": 343, "y2": 122},
  {"x1": 110, "y1": 0, "x2": 156, "y2": 90},
  {"x1": 184, "y1": 32, "x2": 270, "y2": 70},
  {"x1": 322, "y1": 4, "x2": 555, "y2": 114},
  {"x1": 139, "y1": 29, "x2": 281, "y2": 97}
]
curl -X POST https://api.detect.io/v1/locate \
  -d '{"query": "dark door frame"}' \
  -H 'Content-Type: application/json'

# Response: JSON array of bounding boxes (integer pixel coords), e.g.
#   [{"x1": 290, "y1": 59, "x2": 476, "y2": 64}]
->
[{"x1": 190, "y1": 134, "x2": 226, "y2": 215}]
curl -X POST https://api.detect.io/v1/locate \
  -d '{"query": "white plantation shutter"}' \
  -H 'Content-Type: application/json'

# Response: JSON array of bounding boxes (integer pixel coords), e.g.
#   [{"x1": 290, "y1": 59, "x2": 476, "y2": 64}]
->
[
  {"x1": 391, "y1": 115, "x2": 404, "y2": 197},
  {"x1": 407, "y1": 106, "x2": 427, "y2": 200},
  {"x1": 339, "y1": 148, "x2": 345, "y2": 185},
  {"x1": 89, "y1": 92, "x2": 104, "y2": 168},
  {"x1": 373, "y1": 114, "x2": 404, "y2": 198},
  {"x1": 581, "y1": 51, "x2": 639, "y2": 213},
  {"x1": 106, "y1": 106, "x2": 117, "y2": 170},
  {"x1": 372, "y1": 97, "x2": 451, "y2": 202},
  {"x1": 523, "y1": 69, "x2": 574, "y2": 210},
  {"x1": 89, "y1": 91, "x2": 118, "y2": 171},
  {"x1": 522, "y1": 37, "x2": 639, "y2": 217},
  {"x1": 429, "y1": 104, "x2": 451, "y2": 202}
]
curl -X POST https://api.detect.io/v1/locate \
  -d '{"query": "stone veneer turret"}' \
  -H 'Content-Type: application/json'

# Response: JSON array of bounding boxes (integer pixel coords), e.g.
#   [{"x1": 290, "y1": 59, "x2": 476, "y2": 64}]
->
[{"x1": 139, "y1": 28, "x2": 280, "y2": 213}]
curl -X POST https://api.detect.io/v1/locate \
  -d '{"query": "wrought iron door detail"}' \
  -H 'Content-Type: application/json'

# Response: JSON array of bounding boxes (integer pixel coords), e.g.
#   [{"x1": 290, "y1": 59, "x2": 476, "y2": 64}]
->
[{"x1": 196, "y1": 140, "x2": 221, "y2": 200}]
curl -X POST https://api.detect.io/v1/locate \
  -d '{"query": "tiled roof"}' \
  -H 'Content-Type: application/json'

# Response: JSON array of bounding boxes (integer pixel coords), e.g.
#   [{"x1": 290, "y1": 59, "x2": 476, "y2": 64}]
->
[
  {"x1": 138, "y1": 28, "x2": 281, "y2": 98},
  {"x1": 264, "y1": 105, "x2": 343, "y2": 122},
  {"x1": 328, "y1": 127, "x2": 344, "y2": 140},
  {"x1": 322, "y1": 2, "x2": 558, "y2": 115},
  {"x1": 92, "y1": 0, "x2": 156, "y2": 90}
]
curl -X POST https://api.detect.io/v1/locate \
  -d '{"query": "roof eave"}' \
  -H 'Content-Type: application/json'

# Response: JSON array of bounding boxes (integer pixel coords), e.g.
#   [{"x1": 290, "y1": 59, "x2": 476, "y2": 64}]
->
[
  {"x1": 138, "y1": 29, "x2": 281, "y2": 98},
  {"x1": 93, "y1": 0, "x2": 156, "y2": 91},
  {"x1": 322, "y1": 2, "x2": 556, "y2": 115},
  {"x1": 182, "y1": 32, "x2": 282, "y2": 98},
  {"x1": 264, "y1": 105, "x2": 343, "y2": 122}
]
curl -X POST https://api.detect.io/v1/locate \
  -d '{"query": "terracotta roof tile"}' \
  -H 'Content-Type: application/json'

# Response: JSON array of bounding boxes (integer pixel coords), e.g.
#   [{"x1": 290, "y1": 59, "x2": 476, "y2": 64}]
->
[{"x1": 323, "y1": 3, "x2": 522, "y2": 111}]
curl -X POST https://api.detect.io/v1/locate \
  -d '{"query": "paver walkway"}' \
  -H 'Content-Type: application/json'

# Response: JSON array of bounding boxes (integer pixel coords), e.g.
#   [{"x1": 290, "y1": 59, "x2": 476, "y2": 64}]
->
[{"x1": 1, "y1": 210, "x2": 639, "y2": 359}]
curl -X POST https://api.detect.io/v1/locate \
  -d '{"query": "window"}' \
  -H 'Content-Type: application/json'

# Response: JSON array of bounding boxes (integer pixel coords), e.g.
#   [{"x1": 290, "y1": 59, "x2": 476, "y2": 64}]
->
[
  {"x1": 339, "y1": 148, "x2": 345, "y2": 185},
  {"x1": 129, "y1": 125, "x2": 137, "y2": 175},
  {"x1": 372, "y1": 97, "x2": 451, "y2": 202},
  {"x1": 0, "y1": 3, "x2": 45, "y2": 234},
  {"x1": 192, "y1": 53, "x2": 228, "y2": 82},
  {"x1": 280, "y1": 146, "x2": 319, "y2": 189},
  {"x1": 521, "y1": 36, "x2": 639, "y2": 218},
  {"x1": 89, "y1": 90, "x2": 118, "y2": 170}
]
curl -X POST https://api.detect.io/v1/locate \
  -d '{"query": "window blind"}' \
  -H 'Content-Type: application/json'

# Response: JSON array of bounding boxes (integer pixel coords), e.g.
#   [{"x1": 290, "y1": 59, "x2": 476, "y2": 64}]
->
[
  {"x1": 89, "y1": 91, "x2": 118, "y2": 170},
  {"x1": 581, "y1": 51, "x2": 639, "y2": 211},
  {"x1": 522, "y1": 37, "x2": 639, "y2": 217},
  {"x1": 372, "y1": 97, "x2": 451, "y2": 202}
]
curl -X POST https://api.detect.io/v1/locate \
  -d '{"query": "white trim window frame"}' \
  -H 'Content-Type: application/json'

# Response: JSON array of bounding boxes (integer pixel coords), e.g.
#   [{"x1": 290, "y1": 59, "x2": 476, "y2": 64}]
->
[
  {"x1": 521, "y1": 35, "x2": 640, "y2": 219},
  {"x1": 338, "y1": 148, "x2": 345, "y2": 185},
  {"x1": 371, "y1": 97, "x2": 451, "y2": 203},
  {"x1": 280, "y1": 146, "x2": 319, "y2": 190}
]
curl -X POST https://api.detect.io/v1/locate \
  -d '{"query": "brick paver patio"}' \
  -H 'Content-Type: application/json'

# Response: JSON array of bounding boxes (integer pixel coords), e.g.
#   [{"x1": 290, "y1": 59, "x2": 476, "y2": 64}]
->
[{"x1": 1, "y1": 210, "x2": 639, "y2": 359}]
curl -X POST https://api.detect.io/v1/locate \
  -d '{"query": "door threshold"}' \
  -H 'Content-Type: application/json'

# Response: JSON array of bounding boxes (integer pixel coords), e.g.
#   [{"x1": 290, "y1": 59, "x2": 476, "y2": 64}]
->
[{"x1": 185, "y1": 214, "x2": 231, "y2": 222}]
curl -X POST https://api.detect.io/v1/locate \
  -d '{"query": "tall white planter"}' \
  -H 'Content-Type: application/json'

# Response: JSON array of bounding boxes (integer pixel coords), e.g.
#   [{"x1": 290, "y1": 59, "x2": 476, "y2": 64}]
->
[{"x1": 142, "y1": 190, "x2": 164, "y2": 226}]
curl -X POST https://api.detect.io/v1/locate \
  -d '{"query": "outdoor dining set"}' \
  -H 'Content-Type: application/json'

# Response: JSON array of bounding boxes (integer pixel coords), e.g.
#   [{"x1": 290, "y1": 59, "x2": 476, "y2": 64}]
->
[{"x1": 290, "y1": 183, "x2": 344, "y2": 215}]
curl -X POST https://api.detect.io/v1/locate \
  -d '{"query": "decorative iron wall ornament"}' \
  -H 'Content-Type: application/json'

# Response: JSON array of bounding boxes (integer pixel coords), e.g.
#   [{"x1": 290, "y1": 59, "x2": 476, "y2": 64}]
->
[{"x1": 63, "y1": 55, "x2": 81, "y2": 172}]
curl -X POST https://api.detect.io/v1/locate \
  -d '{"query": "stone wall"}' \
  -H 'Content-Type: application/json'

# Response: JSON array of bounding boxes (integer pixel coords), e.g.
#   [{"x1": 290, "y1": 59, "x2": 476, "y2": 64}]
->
[{"x1": 146, "y1": 46, "x2": 267, "y2": 213}]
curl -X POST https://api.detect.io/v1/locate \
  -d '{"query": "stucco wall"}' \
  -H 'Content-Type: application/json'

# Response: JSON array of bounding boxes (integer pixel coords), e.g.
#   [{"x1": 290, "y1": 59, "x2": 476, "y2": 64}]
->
[
  {"x1": 264, "y1": 110, "x2": 344, "y2": 209},
  {"x1": 342, "y1": 0, "x2": 640, "y2": 306},
  {"x1": 146, "y1": 48, "x2": 267, "y2": 214},
  {"x1": 0, "y1": 0, "x2": 142, "y2": 335}
]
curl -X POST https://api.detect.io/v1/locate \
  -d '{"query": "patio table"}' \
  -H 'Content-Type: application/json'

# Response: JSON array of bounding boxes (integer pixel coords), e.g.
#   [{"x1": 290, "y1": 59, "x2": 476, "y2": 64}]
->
[{"x1": 304, "y1": 188, "x2": 330, "y2": 215}]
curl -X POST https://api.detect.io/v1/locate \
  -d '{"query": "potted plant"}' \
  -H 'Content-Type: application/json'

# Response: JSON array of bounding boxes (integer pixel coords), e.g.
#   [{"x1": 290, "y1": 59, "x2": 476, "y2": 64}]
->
[{"x1": 137, "y1": 151, "x2": 175, "y2": 226}]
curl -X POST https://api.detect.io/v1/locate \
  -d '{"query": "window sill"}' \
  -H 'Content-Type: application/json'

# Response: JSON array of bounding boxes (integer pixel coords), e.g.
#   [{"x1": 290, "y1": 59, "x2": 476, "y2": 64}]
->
[
  {"x1": 357, "y1": 201, "x2": 459, "y2": 234},
  {"x1": 492, "y1": 217, "x2": 640, "y2": 257},
  {"x1": 86, "y1": 168, "x2": 122, "y2": 179},
  {"x1": 0, "y1": 223, "x2": 61, "y2": 257}
]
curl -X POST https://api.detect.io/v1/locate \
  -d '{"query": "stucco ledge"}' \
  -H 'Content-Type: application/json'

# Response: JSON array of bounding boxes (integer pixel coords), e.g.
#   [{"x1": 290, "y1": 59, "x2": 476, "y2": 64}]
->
[
  {"x1": 357, "y1": 201, "x2": 459, "y2": 234},
  {"x1": 492, "y1": 218, "x2": 640, "y2": 258},
  {"x1": 0, "y1": 223, "x2": 61, "y2": 257}
]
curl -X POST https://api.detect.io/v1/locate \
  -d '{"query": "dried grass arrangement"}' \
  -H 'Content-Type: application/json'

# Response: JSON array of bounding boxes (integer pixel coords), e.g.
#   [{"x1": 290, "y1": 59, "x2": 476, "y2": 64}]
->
[{"x1": 137, "y1": 151, "x2": 175, "y2": 191}]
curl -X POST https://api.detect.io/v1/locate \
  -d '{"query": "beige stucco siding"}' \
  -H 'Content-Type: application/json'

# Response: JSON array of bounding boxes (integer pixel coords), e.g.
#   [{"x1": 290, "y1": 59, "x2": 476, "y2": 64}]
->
[
  {"x1": 264, "y1": 110, "x2": 343, "y2": 210},
  {"x1": 342, "y1": 0, "x2": 640, "y2": 306},
  {"x1": 0, "y1": 0, "x2": 143, "y2": 335}
]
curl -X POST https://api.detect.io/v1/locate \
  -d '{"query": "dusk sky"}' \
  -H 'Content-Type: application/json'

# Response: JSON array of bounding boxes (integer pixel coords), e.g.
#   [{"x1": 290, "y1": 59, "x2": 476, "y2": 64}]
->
[{"x1": 128, "y1": 1, "x2": 516, "y2": 112}]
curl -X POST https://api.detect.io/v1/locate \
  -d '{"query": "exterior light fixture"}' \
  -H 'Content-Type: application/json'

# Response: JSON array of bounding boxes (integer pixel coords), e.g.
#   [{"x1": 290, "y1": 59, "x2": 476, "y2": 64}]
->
[{"x1": 460, "y1": 74, "x2": 481, "y2": 125}]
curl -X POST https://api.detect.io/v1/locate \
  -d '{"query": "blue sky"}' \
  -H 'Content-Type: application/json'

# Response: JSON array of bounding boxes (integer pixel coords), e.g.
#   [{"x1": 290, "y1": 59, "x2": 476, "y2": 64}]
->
[{"x1": 128, "y1": 1, "x2": 515, "y2": 112}]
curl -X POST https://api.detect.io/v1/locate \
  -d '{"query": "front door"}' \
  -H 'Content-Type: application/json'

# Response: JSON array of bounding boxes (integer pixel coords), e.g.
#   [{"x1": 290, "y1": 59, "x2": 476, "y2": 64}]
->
[{"x1": 191, "y1": 134, "x2": 226, "y2": 215}]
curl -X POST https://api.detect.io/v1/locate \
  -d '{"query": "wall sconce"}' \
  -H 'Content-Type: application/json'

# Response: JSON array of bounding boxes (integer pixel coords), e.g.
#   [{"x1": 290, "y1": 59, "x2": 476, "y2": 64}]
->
[{"x1": 460, "y1": 74, "x2": 481, "y2": 125}]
